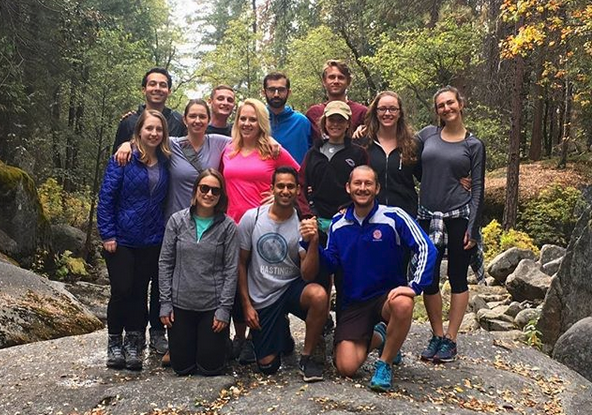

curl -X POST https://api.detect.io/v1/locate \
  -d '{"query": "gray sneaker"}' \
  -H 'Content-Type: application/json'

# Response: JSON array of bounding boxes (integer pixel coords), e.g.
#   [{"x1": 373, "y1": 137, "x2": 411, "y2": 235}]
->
[{"x1": 149, "y1": 329, "x2": 168, "y2": 355}]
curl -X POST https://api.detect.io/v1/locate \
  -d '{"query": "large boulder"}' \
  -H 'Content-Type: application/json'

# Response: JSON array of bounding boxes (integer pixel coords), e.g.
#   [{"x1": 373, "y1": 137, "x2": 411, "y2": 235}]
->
[
  {"x1": 539, "y1": 244, "x2": 566, "y2": 266},
  {"x1": 553, "y1": 317, "x2": 592, "y2": 382},
  {"x1": 541, "y1": 257, "x2": 562, "y2": 276},
  {"x1": 506, "y1": 259, "x2": 553, "y2": 302},
  {"x1": 51, "y1": 224, "x2": 86, "y2": 256},
  {"x1": 538, "y1": 206, "x2": 592, "y2": 351},
  {"x1": 487, "y1": 247, "x2": 537, "y2": 284},
  {"x1": 0, "y1": 162, "x2": 50, "y2": 266},
  {"x1": 0, "y1": 262, "x2": 103, "y2": 348},
  {"x1": 514, "y1": 308, "x2": 541, "y2": 329}
]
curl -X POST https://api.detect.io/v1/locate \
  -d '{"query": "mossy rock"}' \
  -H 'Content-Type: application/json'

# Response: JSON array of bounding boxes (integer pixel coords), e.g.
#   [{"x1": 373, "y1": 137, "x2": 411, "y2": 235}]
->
[
  {"x1": 0, "y1": 262, "x2": 103, "y2": 348},
  {"x1": 0, "y1": 161, "x2": 51, "y2": 264}
]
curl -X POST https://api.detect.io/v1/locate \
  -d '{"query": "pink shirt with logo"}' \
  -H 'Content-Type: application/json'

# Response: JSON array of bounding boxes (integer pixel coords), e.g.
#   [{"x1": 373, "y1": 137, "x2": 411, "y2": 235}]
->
[{"x1": 222, "y1": 145, "x2": 300, "y2": 223}]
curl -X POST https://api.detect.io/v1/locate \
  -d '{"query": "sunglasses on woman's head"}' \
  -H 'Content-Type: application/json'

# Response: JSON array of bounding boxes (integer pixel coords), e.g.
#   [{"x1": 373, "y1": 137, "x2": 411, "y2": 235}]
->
[{"x1": 198, "y1": 184, "x2": 221, "y2": 196}]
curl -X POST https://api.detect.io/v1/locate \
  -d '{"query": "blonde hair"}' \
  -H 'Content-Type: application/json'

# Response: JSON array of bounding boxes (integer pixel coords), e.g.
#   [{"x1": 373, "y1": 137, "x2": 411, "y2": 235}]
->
[
  {"x1": 230, "y1": 99, "x2": 273, "y2": 159},
  {"x1": 132, "y1": 109, "x2": 171, "y2": 163}
]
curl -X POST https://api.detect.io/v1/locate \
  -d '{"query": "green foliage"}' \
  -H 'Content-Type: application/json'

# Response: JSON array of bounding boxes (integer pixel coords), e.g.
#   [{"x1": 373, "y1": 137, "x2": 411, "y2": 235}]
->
[
  {"x1": 54, "y1": 250, "x2": 88, "y2": 282},
  {"x1": 500, "y1": 229, "x2": 540, "y2": 255},
  {"x1": 519, "y1": 183, "x2": 583, "y2": 246},
  {"x1": 197, "y1": 9, "x2": 267, "y2": 99},
  {"x1": 482, "y1": 220, "x2": 503, "y2": 261},
  {"x1": 482, "y1": 219, "x2": 539, "y2": 261},
  {"x1": 364, "y1": 6, "x2": 483, "y2": 118},
  {"x1": 523, "y1": 318, "x2": 543, "y2": 350},
  {"x1": 465, "y1": 104, "x2": 509, "y2": 171},
  {"x1": 39, "y1": 178, "x2": 91, "y2": 229}
]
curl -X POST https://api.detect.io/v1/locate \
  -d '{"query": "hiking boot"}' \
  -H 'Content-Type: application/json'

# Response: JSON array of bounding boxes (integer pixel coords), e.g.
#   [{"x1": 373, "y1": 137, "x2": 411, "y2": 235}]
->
[
  {"x1": 238, "y1": 339, "x2": 256, "y2": 365},
  {"x1": 149, "y1": 329, "x2": 168, "y2": 355},
  {"x1": 420, "y1": 334, "x2": 443, "y2": 361},
  {"x1": 299, "y1": 355, "x2": 324, "y2": 382},
  {"x1": 433, "y1": 337, "x2": 457, "y2": 363},
  {"x1": 124, "y1": 331, "x2": 143, "y2": 371},
  {"x1": 373, "y1": 322, "x2": 402, "y2": 365},
  {"x1": 106, "y1": 334, "x2": 125, "y2": 369},
  {"x1": 161, "y1": 350, "x2": 171, "y2": 367},
  {"x1": 369, "y1": 359, "x2": 392, "y2": 392}
]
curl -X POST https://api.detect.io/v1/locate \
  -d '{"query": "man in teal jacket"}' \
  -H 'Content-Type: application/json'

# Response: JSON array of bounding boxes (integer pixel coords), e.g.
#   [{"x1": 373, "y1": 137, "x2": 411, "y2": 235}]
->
[{"x1": 263, "y1": 72, "x2": 312, "y2": 164}]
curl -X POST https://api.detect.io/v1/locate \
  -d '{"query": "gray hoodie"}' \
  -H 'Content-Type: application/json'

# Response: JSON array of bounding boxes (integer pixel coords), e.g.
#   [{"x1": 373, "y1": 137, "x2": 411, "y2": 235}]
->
[{"x1": 159, "y1": 208, "x2": 238, "y2": 323}]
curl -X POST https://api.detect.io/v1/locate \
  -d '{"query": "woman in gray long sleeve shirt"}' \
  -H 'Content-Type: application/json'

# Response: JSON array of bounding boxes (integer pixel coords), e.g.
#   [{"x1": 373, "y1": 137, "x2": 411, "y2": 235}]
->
[
  {"x1": 417, "y1": 86, "x2": 486, "y2": 364},
  {"x1": 159, "y1": 169, "x2": 238, "y2": 376}
]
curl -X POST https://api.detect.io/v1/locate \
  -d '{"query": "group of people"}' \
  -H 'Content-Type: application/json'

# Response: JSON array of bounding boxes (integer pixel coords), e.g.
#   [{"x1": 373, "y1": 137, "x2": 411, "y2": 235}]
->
[{"x1": 97, "y1": 60, "x2": 485, "y2": 392}]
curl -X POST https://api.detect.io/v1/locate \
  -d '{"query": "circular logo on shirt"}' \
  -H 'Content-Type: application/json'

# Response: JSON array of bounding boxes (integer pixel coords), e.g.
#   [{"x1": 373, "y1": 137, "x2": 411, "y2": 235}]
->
[
  {"x1": 257, "y1": 233, "x2": 288, "y2": 264},
  {"x1": 373, "y1": 229, "x2": 382, "y2": 240}
]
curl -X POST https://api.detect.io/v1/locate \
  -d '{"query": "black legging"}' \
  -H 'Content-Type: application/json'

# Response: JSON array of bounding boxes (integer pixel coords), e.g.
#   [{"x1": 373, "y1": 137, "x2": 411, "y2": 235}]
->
[
  {"x1": 168, "y1": 307, "x2": 229, "y2": 376},
  {"x1": 420, "y1": 218, "x2": 474, "y2": 295},
  {"x1": 103, "y1": 245, "x2": 160, "y2": 334}
]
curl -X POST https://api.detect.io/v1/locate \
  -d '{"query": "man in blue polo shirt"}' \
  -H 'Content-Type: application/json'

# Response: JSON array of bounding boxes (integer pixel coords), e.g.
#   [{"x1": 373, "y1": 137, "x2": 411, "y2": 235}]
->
[
  {"x1": 263, "y1": 72, "x2": 312, "y2": 164},
  {"x1": 300, "y1": 165, "x2": 436, "y2": 392}
]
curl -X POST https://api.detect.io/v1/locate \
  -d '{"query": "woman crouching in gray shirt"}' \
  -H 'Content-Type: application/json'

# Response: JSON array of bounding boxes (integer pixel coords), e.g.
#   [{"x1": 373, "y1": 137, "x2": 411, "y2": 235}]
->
[{"x1": 159, "y1": 168, "x2": 238, "y2": 375}]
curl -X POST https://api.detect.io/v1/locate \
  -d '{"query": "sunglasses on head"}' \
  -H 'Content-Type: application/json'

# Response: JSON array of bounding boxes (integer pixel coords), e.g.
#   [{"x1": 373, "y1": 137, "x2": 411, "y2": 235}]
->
[{"x1": 198, "y1": 184, "x2": 221, "y2": 196}]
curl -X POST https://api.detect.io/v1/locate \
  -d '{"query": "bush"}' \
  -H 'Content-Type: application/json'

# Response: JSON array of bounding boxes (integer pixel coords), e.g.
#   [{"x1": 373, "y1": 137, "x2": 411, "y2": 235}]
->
[
  {"x1": 55, "y1": 250, "x2": 88, "y2": 282},
  {"x1": 482, "y1": 219, "x2": 539, "y2": 262},
  {"x1": 39, "y1": 178, "x2": 91, "y2": 229},
  {"x1": 519, "y1": 183, "x2": 582, "y2": 246}
]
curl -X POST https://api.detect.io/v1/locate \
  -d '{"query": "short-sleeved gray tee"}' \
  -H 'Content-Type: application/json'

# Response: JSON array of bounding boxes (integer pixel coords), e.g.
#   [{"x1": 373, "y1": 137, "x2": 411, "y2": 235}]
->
[
  {"x1": 238, "y1": 204, "x2": 304, "y2": 310},
  {"x1": 165, "y1": 134, "x2": 231, "y2": 218}
]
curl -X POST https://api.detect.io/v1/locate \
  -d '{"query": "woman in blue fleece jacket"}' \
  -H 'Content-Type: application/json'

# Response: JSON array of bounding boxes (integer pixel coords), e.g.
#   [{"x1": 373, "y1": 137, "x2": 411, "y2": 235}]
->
[{"x1": 97, "y1": 109, "x2": 171, "y2": 371}]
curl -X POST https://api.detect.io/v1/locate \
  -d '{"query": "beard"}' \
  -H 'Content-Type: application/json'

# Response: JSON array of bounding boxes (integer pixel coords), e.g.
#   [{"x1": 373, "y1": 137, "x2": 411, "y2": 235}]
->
[{"x1": 266, "y1": 96, "x2": 287, "y2": 109}]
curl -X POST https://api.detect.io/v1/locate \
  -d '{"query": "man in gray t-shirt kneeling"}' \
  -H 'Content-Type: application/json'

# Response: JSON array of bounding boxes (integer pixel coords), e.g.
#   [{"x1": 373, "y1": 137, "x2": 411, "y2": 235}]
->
[{"x1": 237, "y1": 166, "x2": 328, "y2": 382}]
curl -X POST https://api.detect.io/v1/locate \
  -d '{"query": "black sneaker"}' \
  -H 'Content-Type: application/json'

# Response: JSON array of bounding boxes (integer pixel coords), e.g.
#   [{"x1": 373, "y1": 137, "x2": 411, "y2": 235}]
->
[
  {"x1": 238, "y1": 339, "x2": 256, "y2": 365},
  {"x1": 230, "y1": 337, "x2": 245, "y2": 360},
  {"x1": 149, "y1": 329, "x2": 168, "y2": 355},
  {"x1": 299, "y1": 355, "x2": 324, "y2": 382},
  {"x1": 106, "y1": 334, "x2": 125, "y2": 369}
]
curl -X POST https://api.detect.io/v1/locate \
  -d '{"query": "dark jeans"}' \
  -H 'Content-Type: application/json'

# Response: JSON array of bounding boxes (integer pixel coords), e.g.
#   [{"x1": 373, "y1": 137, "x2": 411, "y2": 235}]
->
[
  {"x1": 420, "y1": 218, "x2": 474, "y2": 295},
  {"x1": 168, "y1": 307, "x2": 229, "y2": 376},
  {"x1": 104, "y1": 245, "x2": 160, "y2": 334}
]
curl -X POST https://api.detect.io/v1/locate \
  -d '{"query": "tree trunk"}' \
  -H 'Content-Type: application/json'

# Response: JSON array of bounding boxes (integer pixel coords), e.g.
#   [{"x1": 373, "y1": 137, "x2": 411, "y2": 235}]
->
[
  {"x1": 502, "y1": 46, "x2": 524, "y2": 231},
  {"x1": 547, "y1": 99, "x2": 556, "y2": 157},
  {"x1": 529, "y1": 55, "x2": 544, "y2": 161},
  {"x1": 557, "y1": 81, "x2": 573, "y2": 169},
  {"x1": 543, "y1": 97, "x2": 550, "y2": 157}
]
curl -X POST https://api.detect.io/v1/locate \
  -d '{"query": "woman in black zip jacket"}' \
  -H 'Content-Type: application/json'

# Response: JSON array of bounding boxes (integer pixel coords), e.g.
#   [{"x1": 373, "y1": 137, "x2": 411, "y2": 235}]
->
[{"x1": 355, "y1": 91, "x2": 420, "y2": 218}]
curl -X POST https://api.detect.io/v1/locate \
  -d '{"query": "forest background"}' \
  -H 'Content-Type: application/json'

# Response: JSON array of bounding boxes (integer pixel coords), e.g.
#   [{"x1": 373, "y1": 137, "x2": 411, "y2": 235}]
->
[{"x1": 1, "y1": 0, "x2": 591, "y2": 273}]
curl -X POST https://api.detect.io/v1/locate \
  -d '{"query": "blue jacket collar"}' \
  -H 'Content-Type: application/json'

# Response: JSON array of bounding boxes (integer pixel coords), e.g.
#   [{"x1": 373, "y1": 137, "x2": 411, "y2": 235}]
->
[
  {"x1": 268, "y1": 105, "x2": 294, "y2": 121},
  {"x1": 344, "y1": 200, "x2": 379, "y2": 224}
]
